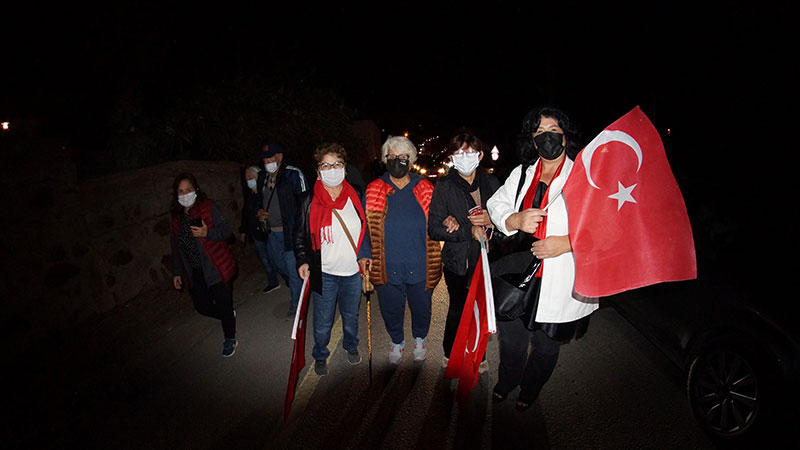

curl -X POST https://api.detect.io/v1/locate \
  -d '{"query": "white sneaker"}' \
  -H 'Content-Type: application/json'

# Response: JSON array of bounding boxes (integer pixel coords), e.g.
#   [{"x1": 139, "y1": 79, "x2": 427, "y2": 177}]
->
[
  {"x1": 413, "y1": 337, "x2": 427, "y2": 361},
  {"x1": 388, "y1": 341, "x2": 404, "y2": 364}
]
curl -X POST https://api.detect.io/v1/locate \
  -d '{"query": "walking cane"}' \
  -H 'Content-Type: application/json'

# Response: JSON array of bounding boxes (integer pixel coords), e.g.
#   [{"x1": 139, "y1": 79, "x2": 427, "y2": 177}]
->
[{"x1": 362, "y1": 274, "x2": 373, "y2": 383}]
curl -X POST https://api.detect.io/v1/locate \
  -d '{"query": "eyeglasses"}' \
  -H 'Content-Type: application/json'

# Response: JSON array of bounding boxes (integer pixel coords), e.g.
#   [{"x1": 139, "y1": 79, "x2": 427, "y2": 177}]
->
[
  {"x1": 318, "y1": 161, "x2": 345, "y2": 171},
  {"x1": 386, "y1": 154, "x2": 410, "y2": 160}
]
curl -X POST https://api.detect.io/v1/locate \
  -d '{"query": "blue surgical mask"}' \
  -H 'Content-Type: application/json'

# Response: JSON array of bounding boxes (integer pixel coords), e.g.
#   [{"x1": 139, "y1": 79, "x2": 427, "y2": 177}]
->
[{"x1": 246, "y1": 179, "x2": 257, "y2": 190}]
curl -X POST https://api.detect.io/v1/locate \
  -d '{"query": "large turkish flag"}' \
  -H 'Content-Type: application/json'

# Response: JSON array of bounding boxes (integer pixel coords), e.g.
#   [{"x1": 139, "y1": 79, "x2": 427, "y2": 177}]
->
[{"x1": 563, "y1": 106, "x2": 696, "y2": 297}]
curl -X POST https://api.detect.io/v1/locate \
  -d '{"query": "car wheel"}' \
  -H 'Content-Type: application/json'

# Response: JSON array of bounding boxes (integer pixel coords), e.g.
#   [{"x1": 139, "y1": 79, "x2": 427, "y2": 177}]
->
[{"x1": 687, "y1": 344, "x2": 764, "y2": 441}]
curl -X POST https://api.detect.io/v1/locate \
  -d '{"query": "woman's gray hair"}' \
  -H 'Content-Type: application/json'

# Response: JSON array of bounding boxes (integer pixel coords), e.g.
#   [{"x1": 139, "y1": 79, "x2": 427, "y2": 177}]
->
[
  {"x1": 245, "y1": 166, "x2": 261, "y2": 177},
  {"x1": 381, "y1": 136, "x2": 418, "y2": 164}
]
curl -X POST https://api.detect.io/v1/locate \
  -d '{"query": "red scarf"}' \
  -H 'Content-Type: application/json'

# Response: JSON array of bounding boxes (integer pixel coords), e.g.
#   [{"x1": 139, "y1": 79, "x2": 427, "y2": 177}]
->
[
  {"x1": 309, "y1": 179, "x2": 366, "y2": 252},
  {"x1": 520, "y1": 159, "x2": 565, "y2": 277}
]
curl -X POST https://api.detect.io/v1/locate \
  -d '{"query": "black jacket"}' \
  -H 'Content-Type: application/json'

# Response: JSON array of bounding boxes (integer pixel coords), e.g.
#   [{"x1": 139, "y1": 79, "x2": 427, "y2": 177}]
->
[
  {"x1": 256, "y1": 164, "x2": 308, "y2": 251},
  {"x1": 240, "y1": 189, "x2": 268, "y2": 242},
  {"x1": 293, "y1": 183, "x2": 364, "y2": 295},
  {"x1": 428, "y1": 170, "x2": 500, "y2": 276}
]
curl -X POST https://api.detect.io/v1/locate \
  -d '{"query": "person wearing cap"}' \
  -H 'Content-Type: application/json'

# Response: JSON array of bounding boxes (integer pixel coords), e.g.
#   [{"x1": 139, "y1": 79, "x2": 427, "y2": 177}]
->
[{"x1": 256, "y1": 142, "x2": 308, "y2": 316}]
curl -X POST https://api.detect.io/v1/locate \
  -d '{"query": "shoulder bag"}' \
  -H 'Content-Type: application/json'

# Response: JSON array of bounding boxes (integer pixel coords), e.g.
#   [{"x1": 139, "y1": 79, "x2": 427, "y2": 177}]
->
[{"x1": 488, "y1": 164, "x2": 542, "y2": 321}]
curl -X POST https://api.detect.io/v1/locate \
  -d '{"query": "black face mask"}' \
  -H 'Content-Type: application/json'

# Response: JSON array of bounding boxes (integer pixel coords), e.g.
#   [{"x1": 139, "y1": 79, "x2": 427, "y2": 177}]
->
[
  {"x1": 534, "y1": 132, "x2": 565, "y2": 160},
  {"x1": 386, "y1": 158, "x2": 410, "y2": 178}
]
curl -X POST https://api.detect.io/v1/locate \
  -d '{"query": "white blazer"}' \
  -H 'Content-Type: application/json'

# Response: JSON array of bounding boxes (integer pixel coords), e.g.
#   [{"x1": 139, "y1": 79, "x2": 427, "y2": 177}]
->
[{"x1": 486, "y1": 159, "x2": 598, "y2": 323}]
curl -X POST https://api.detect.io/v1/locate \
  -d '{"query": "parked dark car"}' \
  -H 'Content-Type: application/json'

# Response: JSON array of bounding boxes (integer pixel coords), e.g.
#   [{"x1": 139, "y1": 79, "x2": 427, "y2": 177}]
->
[{"x1": 606, "y1": 263, "x2": 799, "y2": 446}]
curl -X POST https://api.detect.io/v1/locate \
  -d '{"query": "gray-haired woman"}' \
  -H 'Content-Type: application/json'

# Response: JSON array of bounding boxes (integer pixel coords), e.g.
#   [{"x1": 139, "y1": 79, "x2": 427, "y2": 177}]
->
[{"x1": 358, "y1": 136, "x2": 442, "y2": 364}]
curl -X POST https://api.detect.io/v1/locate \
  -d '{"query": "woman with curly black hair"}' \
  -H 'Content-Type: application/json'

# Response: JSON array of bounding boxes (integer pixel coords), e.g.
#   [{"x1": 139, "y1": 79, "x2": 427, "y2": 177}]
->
[{"x1": 486, "y1": 106, "x2": 599, "y2": 410}]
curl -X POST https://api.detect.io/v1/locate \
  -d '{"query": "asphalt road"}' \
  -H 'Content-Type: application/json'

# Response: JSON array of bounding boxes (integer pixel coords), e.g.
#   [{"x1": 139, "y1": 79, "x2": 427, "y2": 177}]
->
[{"x1": 16, "y1": 245, "x2": 719, "y2": 450}]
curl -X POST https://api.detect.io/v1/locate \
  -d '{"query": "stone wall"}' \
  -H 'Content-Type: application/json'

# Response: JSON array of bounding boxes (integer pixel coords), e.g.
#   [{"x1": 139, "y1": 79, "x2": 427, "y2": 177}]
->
[
  {"x1": 79, "y1": 159, "x2": 243, "y2": 312},
  {"x1": 3, "y1": 137, "x2": 244, "y2": 344}
]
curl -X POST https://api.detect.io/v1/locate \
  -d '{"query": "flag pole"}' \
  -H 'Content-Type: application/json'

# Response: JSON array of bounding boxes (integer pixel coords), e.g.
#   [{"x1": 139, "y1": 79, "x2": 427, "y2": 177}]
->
[
  {"x1": 542, "y1": 190, "x2": 561, "y2": 212},
  {"x1": 479, "y1": 235, "x2": 497, "y2": 334},
  {"x1": 291, "y1": 277, "x2": 309, "y2": 340},
  {"x1": 362, "y1": 274, "x2": 373, "y2": 383}
]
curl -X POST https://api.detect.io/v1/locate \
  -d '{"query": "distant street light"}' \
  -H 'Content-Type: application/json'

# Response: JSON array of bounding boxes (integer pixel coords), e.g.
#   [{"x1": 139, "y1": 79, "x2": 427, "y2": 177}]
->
[{"x1": 1, "y1": 122, "x2": 9, "y2": 130}]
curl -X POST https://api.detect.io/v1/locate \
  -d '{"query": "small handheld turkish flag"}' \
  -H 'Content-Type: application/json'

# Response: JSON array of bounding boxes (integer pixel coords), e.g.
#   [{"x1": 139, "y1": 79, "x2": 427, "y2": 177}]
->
[
  {"x1": 444, "y1": 237, "x2": 495, "y2": 403},
  {"x1": 563, "y1": 106, "x2": 696, "y2": 297},
  {"x1": 284, "y1": 277, "x2": 310, "y2": 421}
]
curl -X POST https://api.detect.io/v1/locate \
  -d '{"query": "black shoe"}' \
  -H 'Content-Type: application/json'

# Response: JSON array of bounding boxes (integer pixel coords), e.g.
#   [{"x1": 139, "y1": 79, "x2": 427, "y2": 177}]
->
[
  {"x1": 314, "y1": 359, "x2": 328, "y2": 376},
  {"x1": 285, "y1": 307, "x2": 297, "y2": 321},
  {"x1": 347, "y1": 349, "x2": 362, "y2": 365},
  {"x1": 263, "y1": 283, "x2": 280, "y2": 293},
  {"x1": 492, "y1": 386, "x2": 508, "y2": 403},
  {"x1": 514, "y1": 392, "x2": 536, "y2": 411},
  {"x1": 222, "y1": 339, "x2": 238, "y2": 358}
]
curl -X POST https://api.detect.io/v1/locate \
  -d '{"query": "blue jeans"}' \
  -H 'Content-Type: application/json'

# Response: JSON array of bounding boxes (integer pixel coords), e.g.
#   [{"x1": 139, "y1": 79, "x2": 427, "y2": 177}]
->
[
  {"x1": 266, "y1": 231, "x2": 302, "y2": 308},
  {"x1": 376, "y1": 281, "x2": 432, "y2": 345},
  {"x1": 252, "y1": 238, "x2": 278, "y2": 286},
  {"x1": 311, "y1": 272, "x2": 361, "y2": 361}
]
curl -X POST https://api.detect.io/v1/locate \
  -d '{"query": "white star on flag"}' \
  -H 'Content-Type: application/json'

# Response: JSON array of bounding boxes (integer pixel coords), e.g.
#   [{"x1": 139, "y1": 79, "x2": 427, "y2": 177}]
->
[{"x1": 608, "y1": 181, "x2": 637, "y2": 210}]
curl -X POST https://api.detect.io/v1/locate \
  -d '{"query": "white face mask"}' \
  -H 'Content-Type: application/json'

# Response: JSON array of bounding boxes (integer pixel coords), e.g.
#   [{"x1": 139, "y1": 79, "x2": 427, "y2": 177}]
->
[
  {"x1": 452, "y1": 152, "x2": 480, "y2": 175},
  {"x1": 178, "y1": 191, "x2": 197, "y2": 207},
  {"x1": 265, "y1": 162, "x2": 278, "y2": 173},
  {"x1": 320, "y1": 167, "x2": 345, "y2": 188},
  {"x1": 246, "y1": 179, "x2": 257, "y2": 190}
]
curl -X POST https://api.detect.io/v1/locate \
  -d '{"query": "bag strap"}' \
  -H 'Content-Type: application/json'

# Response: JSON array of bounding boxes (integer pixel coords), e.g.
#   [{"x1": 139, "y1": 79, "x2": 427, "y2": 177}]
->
[
  {"x1": 263, "y1": 177, "x2": 277, "y2": 209},
  {"x1": 514, "y1": 164, "x2": 529, "y2": 211},
  {"x1": 332, "y1": 209, "x2": 358, "y2": 256}
]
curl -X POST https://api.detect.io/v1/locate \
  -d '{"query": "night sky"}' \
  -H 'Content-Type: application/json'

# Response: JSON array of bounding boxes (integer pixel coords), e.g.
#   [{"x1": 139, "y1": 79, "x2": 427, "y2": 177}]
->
[{"x1": 2, "y1": 1, "x2": 795, "y2": 176}]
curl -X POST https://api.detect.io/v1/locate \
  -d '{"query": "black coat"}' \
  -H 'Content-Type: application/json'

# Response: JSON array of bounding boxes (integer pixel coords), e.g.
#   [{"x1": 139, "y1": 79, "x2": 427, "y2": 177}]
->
[
  {"x1": 240, "y1": 189, "x2": 268, "y2": 242},
  {"x1": 428, "y1": 170, "x2": 500, "y2": 276}
]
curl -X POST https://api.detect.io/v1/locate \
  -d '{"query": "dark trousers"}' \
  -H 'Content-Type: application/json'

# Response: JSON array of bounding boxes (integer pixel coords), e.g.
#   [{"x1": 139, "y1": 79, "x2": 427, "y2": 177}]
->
[
  {"x1": 443, "y1": 267, "x2": 487, "y2": 361},
  {"x1": 495, "y1": 318, "x2": 561, "y2": 402},
  {"x1": 190, "y1": 269, "x2": 236, "y2": 339},
  {"x1": 376, "y1": 280, "x2": 432, "y2": 345}
]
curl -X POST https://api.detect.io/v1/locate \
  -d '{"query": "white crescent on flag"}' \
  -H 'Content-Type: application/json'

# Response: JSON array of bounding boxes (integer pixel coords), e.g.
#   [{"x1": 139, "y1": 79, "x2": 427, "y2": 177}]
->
[
  {"x1": 581, "y1": 129, "x2": 642, "y2": 190},
  {"x1": 470, "y1": 302, "x2": 480, "y2": 353}
]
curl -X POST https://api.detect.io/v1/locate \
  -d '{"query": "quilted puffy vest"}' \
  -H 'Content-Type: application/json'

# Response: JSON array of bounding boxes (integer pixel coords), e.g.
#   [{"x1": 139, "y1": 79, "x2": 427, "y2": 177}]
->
[
  {"x1": 364, "y1": 178, "x2": 442, "y2": 290},
  {"x1": 171, "y1": 198, "x2": 237, "y2": 284}
]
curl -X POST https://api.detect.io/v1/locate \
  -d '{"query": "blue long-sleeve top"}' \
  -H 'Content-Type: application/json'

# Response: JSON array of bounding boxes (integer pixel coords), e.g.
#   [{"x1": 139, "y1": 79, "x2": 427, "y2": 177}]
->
[{"x1": 358, "y1": 173, "x2": 428, "y2": 285}]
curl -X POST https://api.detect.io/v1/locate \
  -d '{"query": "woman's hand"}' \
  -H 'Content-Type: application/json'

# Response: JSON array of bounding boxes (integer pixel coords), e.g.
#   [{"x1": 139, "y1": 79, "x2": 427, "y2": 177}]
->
[
  {"x1": 173, "y1": 275, "x2": 182, "y2": 290},
  {"x1": 190, "y1": 220, "x2": 208, "y2": 238},
  {"x1": 257, "y1": 209, "x2": 269, "y2": 221},
  {"x1": 358, "y1": 258, "x2": 372, "y2": 277},
  {"x1": 507, "y1": 209, "x2": 546, "y2": 234},
  {"x1": 298, "y1": 264, "x2": 310, "y2": 280},
  {"x1": 442, "y1": 215, "x2": 459, "y2": 233},
  {"x1": 531, "y1": 235, "x2": 571, "y2": 259},
  {"x1": 471, "y1": 225, "x2": 487, "y2": 242},
  {"x1": 467, "y1": 208, "x2": 492, "y2": 227}
]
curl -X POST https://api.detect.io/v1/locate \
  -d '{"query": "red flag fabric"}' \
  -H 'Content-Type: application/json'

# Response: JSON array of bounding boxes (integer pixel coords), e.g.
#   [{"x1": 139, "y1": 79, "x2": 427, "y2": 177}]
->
[
  {"x1": 444, "y1": 258, "x2": 492, "y2": 404},
  {"x1": 562, "y1": 106, "x2": 696, "y2": 297},
  {"x1": 284, "y1": 277, "x2": 311, "y2": 421}
]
